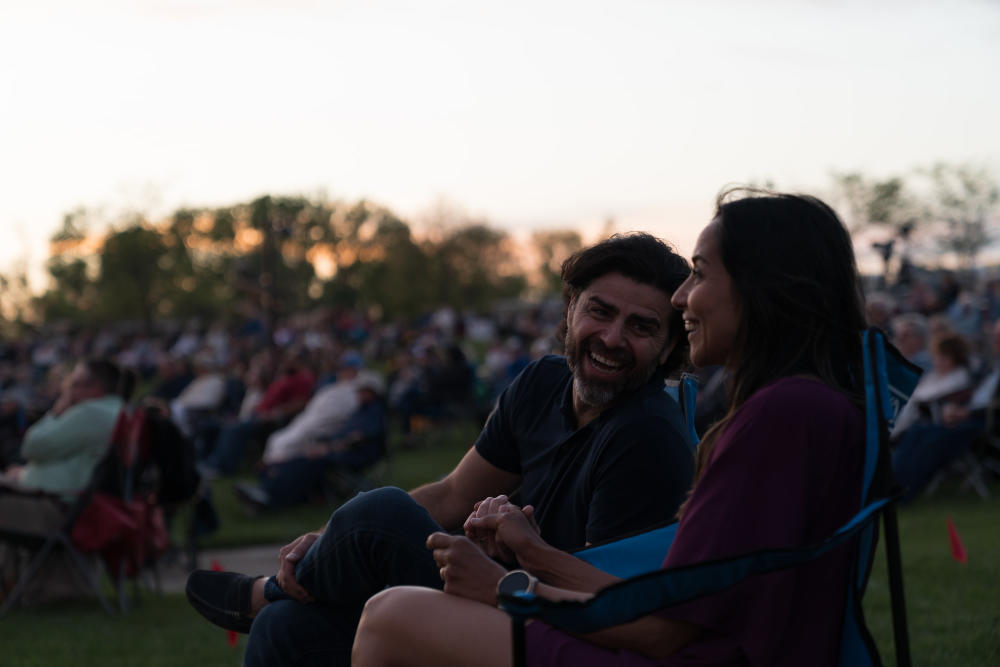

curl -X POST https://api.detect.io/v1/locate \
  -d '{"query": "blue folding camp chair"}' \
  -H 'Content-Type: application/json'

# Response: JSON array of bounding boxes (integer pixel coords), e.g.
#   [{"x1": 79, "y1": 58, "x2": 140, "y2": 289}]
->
[
  {"x1": 500, "y1": 329, "x2": 920, "y2": 667},
  {"x1": 664, "y1": 373, "x2": 701, "y2": 449}
]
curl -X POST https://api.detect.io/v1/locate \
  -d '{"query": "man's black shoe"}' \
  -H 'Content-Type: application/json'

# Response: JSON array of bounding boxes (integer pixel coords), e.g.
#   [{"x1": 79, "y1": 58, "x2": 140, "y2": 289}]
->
[{"x1": 185, "y1": 570, "x2": 261, "y2": 634}]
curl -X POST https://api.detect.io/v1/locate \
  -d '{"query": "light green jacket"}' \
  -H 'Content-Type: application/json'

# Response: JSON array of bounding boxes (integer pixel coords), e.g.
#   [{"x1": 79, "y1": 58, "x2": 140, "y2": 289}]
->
[{"x1": 19, "y1": 395, "x2": 123, "y2": 495}]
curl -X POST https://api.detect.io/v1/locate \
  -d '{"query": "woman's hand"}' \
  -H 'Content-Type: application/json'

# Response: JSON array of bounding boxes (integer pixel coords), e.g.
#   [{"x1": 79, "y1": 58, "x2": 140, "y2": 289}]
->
[
  {"x1": 464, "y1": 496, "x2": 541, "y2": 563},
  {"x1": 427, "y1": 532, "x2": 508, "y2": 606}
]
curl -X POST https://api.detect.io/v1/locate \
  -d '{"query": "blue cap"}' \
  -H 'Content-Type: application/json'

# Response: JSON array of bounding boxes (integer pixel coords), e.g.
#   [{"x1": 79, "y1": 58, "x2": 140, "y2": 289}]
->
[{"x1": 338, "y1": 351, "x2": 363, "y2": 369}]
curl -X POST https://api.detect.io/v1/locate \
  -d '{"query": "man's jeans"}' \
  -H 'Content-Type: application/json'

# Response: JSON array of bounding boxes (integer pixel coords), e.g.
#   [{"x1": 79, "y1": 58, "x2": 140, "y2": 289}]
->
[{"x1": 243, "y1": 486, "x2": 445, "y2": 667}]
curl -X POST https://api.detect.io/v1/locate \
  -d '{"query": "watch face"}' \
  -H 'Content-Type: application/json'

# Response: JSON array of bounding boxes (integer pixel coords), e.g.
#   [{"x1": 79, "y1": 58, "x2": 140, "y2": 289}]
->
[{"x1": 497, "y1": 571, "x2": 532, "y2": 597}]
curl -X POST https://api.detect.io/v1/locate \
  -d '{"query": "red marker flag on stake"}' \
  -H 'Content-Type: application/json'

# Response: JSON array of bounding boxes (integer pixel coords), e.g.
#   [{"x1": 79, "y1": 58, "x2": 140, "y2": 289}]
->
[
  {"x1": 211, "y1": 559, "x2": 240, "y2": 647},
  {"x1": 946, "y1": 517, "x2": 968, "y2": 564}
]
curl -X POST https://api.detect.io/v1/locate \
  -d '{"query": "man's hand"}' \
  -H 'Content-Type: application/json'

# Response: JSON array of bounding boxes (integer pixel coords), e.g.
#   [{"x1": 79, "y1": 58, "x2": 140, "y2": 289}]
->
[
  {"x1": 464, "y1": 495, "x2": 518, "y2": 561},
  {"x1": 50, "y1": 391, "x2": 75, "y2": 417},
  {"x1": 466, "y1": 503, "x2": 543, "y2": 566},
  {"x1": 1, "y1": 464, "x2": 24, "y2": 485},
  {"x1": 426, "y1": 532, "x2": 508, "y2": 606},
  {"x1": 303, "y1": 442, "x2": 329, "y2": 459},
  {"x1": 275, "y1": 531, "x2": 321, "y2": 602}
]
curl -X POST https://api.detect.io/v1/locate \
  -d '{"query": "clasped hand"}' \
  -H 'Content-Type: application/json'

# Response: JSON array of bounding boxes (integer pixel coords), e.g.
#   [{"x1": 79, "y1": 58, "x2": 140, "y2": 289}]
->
[
  {"x1": 463, "y1": 494, "x2": 541, "y2": 564},
  {"x1": 426, "y1": 495, "x2": 544, "y2": 606},
  {"x1": 427, "y1": 532, "x2": 507, "y2": 605}
]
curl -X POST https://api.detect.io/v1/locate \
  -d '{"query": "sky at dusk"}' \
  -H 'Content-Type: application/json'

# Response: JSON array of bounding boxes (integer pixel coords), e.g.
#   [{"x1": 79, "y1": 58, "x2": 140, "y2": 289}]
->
[{"x1": 1, "y1": 0, "x2": 998, "y2": 289}]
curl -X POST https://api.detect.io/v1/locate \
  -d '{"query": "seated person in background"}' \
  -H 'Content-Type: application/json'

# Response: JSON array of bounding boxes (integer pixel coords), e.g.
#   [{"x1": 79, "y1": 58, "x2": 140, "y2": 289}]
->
[
  {"x1": 893, "y1": 318, "x2": 1000, "y2": 502},
  {"x1": 198, "y1": 351, "x2": 316, "y2": 477},
  {"x1": 169, "y1": 350, "x2": 228, "y2": 439},
  {"x1": 864, "y1": 291, "x2": 895, "y2": 330},
  {"x1": 890, "y1": 312, "x2": 933, "y2": 371},
  {"x1": 234, "y1": 370, "x2": 387, "y2": 511},
  {"x1": 391, "y1": 344, "x2": 475, "y2": 436},
  {"x1": 352, "y1": 189, "x2": 871, "y2": 667},
  {"x1": 186, "y1": 232, "x2": 696, "y2": 667},
  {"x1": 891, "y1": 331, "x2": 974, "y2": 438},
  {"x1": 0, "y1": 389, "x2": 27, "y2": 469},
  {"x1": 1, "y1": 358, "x2": 128, "y2": 495},
  {"x1": 258, "y1": 352, "x2": 367, "y2": 466},
  {"x1": 0, "y1": 358, "x2": 129, "y2": 603},
  {"x1": 149, "y1": 354, "x2": 194, "y2": 403}
]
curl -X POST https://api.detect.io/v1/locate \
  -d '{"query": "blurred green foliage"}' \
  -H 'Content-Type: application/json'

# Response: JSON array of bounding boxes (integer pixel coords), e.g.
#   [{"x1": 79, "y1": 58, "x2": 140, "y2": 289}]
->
[{"x1": 24, "y1": 194, "x2": 582, "y2": 330}]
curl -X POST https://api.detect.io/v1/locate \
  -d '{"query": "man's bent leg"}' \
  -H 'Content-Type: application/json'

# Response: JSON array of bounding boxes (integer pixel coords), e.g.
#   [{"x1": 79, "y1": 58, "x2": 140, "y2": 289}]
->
[
  {"x1": 264, "y1": 486, "x2": 445, "y2": 605},
  {"x1": 249, "y1": 487, "x2": 446, "y2": 667}
]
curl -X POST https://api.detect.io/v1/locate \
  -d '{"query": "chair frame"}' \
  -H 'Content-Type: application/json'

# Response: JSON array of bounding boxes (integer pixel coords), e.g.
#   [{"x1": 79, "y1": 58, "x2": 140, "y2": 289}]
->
[
  {"x1": 500, "y1": 329, "x2": 916, "y2": 667},
  {"x1": 0, "y1": 411, "x2": 132, "y2": 615},
  {"x1": 0, "y1": 407, "x2": 167, "y2": 615}
]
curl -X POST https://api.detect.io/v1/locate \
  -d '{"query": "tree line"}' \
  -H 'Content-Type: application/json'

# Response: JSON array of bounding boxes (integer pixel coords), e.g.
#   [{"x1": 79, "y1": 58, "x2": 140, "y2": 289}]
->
[
  {"x1": 1, "y1": 161, "x2": 995, "y2": 333},
  {"x1": 831, "y1": 162, "x2": 999, "y2": 279},
  {"x1": 7, "y1": 196, "x2": 584, "y2": 332}
]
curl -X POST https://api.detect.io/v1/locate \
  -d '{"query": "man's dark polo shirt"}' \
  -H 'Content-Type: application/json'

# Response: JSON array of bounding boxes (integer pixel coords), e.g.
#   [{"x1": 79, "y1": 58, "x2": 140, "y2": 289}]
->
[{"x1": 475, "y1": 355, "x2": 695, "y2": 551}]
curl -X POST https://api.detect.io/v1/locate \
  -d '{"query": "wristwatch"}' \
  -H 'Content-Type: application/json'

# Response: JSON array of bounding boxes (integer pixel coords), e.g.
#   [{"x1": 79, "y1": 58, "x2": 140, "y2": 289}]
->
[{"x1": 496, "y1": 569, "x2": 538, "y2": 599}]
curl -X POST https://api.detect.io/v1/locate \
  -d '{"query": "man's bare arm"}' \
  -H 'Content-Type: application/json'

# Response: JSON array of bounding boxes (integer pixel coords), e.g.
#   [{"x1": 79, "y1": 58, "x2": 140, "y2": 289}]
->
[
  {"x1": 278, "y1": 446, "x2": 518, "y2": 598},
  {"x1": 410, "y1": 447, "x2": 520, "y2": 532}
]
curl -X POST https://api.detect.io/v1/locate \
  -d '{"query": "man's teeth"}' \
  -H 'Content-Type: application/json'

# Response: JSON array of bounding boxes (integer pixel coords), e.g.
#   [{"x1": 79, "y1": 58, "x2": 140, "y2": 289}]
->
[{"x1": 589, "y1": 352, "x2": 622, "y2": 369}]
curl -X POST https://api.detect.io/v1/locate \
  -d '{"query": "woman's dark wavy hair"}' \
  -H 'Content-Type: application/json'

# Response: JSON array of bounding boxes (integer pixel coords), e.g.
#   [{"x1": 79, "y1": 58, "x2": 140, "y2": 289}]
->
[
  {"x1": 556, "y1": 232, "x2": 691, "y2": 379},
  {"x1": 685, "y1": 187, "x2": 867, "y2": 495}
]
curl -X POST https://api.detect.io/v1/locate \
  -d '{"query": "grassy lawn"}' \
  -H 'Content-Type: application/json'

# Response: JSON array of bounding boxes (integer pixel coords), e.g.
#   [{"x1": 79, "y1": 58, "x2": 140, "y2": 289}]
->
[
  {"x1": 864, "y1": 493, "x2": 1000, "y2": 666},
  {"x1": 180, "y1": 420, "x2": 481, "y2": 549},
  {"x1": 2, "y1": 420, "x2": 998, "y2": 665}
]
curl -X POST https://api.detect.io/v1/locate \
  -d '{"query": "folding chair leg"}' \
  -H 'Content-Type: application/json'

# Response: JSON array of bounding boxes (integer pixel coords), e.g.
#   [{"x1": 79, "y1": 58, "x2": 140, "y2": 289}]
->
[
  {"x1": 0, "y1": 539, "x2": 58, "y2": 615},
  {"x1": 956, "y1": 455, "x2": 990, "y2": 499},
  {"x1": 883, "y1": 507, "x2": 912, "y2": 667},
  {"x1": 511, "y1": 617, "x2": 527, "y2": 667},
  {"x1": 118, "y1": 569, "x2": 130, "y2": 613},
  {"x1": 63, "y1": 538, "x2": 115, "y2": 615},
  {"x1": 1, "y1": 536, "x2": 114, "y2": 616}
]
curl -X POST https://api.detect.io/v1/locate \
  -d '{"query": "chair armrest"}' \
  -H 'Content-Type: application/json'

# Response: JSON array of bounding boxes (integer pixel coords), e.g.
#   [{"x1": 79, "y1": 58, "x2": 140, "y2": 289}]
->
[{"x1": 501, "y1": 497, "x2": 891, "y2": 635}]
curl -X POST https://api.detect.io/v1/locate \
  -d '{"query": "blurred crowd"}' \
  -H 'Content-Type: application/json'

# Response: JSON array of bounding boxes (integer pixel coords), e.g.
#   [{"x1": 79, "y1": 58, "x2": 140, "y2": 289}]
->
[
  {"x1": 0, "y1": 302, "x2": 561, "y2": 501},
  {"x1": 2, "y1": 264, "x2": 999, "y2": 509},
  {"x1": 865, "y1": 270, "x2": 1000, "y2": 501},
  {"x1": 683, "y1": 268, "x2": 1000, "y2": 503}
]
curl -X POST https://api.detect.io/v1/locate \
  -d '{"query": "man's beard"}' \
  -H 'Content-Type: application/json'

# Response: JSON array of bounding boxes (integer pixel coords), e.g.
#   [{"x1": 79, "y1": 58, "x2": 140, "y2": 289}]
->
[{"x1": 564, "y1": 330, "x2": 662, "y2": 409}]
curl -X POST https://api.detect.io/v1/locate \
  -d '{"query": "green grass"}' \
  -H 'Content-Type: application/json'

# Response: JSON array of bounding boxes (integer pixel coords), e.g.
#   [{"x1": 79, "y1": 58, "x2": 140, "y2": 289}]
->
[
  {"x1": 2, "y1": 421, "x2": 998, "y2": 665},
  {"x1": 864, "y1": 494, "x2": 1000, "y2": 666},
  {"x1": 0, "y1": 595, "x2": 249, "y2": 667},
  {"x1": 177, "y1": 421, "x2": 480, "y2": 549}
]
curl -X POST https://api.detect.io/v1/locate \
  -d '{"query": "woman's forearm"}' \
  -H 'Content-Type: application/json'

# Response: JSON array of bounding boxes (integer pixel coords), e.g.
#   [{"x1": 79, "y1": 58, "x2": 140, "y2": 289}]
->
[
  {"x1": 515, "y1": 535, "x2": 620, "y2": 592},
  {"x1": 530, "y1": 577, "x2": 701, "y2": 659}
]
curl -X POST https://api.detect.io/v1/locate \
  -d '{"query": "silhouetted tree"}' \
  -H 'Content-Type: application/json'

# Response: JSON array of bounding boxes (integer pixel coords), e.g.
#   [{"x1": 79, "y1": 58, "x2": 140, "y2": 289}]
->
[{"x1": 925, "y1": 163, "x2": 999, "y2": 269}]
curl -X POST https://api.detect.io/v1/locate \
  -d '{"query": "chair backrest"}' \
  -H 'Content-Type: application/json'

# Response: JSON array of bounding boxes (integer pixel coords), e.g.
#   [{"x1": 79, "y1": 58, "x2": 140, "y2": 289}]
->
[
  {"x1": 557, "y1": 328, "x2": 920, "y2": 666},
  {"x1": 71, "y1": 406, "x2": 171, "y2": 579},
  {"x1": 839, "y1": 329, "x2": 920, "y2": 667},
  {"x1": 664, "y1": 374, "x2": 700, "y2": 446}
]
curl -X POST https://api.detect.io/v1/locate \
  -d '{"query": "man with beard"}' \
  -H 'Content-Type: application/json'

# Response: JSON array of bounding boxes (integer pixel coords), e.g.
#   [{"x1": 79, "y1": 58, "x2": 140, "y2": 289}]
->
[{"x1": 186, "y1": 233, "x2": 696, "y2": 667}]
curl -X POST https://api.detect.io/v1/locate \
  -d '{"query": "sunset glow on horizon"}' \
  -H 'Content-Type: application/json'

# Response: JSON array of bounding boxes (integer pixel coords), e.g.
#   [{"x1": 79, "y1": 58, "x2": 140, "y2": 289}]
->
[{"x1": 2, "y1": 0, "x2": 998, "y2": 289}]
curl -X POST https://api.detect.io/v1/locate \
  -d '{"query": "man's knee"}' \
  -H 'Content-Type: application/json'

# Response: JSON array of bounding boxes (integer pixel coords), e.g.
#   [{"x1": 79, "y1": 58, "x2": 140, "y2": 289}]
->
[{"x1": 329, "y1": 486, "x2": 429, "y2": 529}]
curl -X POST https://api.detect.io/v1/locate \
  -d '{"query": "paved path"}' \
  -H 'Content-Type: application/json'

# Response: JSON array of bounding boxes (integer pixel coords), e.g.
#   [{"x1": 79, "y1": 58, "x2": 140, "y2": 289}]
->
[{"x1": 159, "y1": 543, "x2": 285, "y2": 594}]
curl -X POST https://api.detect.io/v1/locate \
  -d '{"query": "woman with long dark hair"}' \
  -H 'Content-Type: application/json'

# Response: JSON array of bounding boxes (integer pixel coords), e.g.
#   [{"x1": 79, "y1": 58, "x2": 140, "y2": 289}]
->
[{"x1": 351, "y1": 189, "x2": 869, "y2": 667}]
